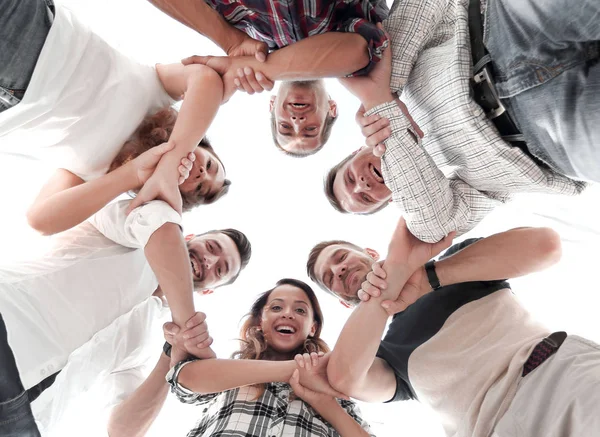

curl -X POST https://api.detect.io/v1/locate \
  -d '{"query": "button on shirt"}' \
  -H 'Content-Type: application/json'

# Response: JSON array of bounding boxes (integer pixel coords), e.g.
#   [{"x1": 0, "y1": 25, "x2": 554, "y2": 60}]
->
[
  {"x1": 367, "y1": 0, "x2": 586, "y2": 242},
  {"x1": 168, "y1": 360, "x2": 375, "y2": 437},
  {"x1": 0, "y1": 199, "x2": 180, "y2": 390},
  {"x1": 206, "y1": 0, "x2": 389, "y2": 75}
]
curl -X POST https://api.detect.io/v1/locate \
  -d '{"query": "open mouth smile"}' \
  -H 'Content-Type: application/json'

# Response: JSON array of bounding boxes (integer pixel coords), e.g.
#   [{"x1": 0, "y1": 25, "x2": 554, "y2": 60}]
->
[
  {"x1": 369, "y1": 163, "x2": 384, "y2": 183},
  {"x1": 275, "y1": 325, "x2": 297, "y2": 335}
]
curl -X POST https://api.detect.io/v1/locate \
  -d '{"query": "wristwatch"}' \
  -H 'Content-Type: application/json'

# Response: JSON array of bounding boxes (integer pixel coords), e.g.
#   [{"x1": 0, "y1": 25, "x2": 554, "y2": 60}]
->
[
  {"x1": 163, "y1": 341, "x2": 172, "y2": 358},
  {"x1": 424, "y1": 260, "x2": 442, "y2": 291}
]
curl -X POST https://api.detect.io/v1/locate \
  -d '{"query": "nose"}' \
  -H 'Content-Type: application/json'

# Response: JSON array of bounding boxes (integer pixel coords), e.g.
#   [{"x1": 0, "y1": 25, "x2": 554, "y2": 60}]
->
[
  {"x1": 203, "y1": 253, "x2": 218, "y2": 269},
  {"x1": 290, "y1": 115, "x2": 306, "y2": 126},
  {"x1": 281, "y1": 307, "x2": 295, "y2": 319},
  {"x1": 332, "y1": 264, "x2": 347, "y2": 278},
  {"x1": 355, "y1": 175, "x2": 370, "y2": 191}
]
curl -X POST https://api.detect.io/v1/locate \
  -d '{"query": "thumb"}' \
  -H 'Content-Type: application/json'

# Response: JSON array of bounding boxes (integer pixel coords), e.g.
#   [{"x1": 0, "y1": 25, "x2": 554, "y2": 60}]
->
[
  {"x1": 182, "y1": 55, "x2": 209, "y2": 66},
  {"x1": 382, "y1": 300, "x2": 405, "y2": 315},
  {"x1": 255, "y1": 42, "x2": 268, "y2": 63},
  {"x1": 126, "y1": 196, "x2": 143, "y2": 215},
  {"x1": 373, "y1": 144, "x2": 387, "y2": 157},
  {"x1": 155, "y1": 141, "x2": 175, "y2": 157},
  {"x1": 163, "y1": 322, "x2": 180, "y2": 336},
  {"x1": 290, "y1": 369, "x2": 300, "y2": 385}
]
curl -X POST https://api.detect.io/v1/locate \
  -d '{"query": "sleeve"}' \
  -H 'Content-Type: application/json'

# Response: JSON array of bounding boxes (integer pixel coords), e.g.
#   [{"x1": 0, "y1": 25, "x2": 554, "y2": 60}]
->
[
  {"x1": 166, "y1": 359, "x2": 220, "y2": 406},
  {"x1": 367, "y1": 100, "x2": 508, "y2": 243},
  {"x1": 338, "y1": 400, "x2": 377, "y2": 436},
  {"x1": 88, "y1": 199, "x2": 182, "y2": 249},
  {"x1": 336, "y1": 18, "x2": 389, "y2": 76}
]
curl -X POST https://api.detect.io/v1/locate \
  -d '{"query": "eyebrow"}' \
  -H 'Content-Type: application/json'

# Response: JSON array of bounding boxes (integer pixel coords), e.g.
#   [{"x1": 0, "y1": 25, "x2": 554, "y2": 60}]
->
[{"x1": 270, "y1": 298, "x2": 310, "y2": 306}]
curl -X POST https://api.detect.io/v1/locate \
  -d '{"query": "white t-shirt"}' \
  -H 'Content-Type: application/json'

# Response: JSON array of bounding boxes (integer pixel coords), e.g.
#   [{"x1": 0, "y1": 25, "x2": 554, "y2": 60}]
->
[
  {"x1": 0, "y1": 4, "x2": 174, "y2": 181},
  {"x1": 0, "y1": 199, "x2": 181, "y2": 390}
]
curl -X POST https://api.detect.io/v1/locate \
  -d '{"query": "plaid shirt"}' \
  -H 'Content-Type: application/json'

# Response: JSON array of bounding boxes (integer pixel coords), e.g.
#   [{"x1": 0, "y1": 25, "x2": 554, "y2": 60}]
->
[
  {"x1": 366, "y1": 0, "x2": 586, "y2": 242},
  {"x1": 167, "y1": 360, "x2": 375, "y2": 437},
  {"x1": 205, "y1": 0, "x2": 389, "y2": 75}
]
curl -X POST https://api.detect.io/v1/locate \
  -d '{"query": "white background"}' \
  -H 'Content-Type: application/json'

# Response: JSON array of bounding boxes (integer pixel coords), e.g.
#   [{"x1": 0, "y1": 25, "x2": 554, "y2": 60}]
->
[{"x1": 1, "y1": 0, "x2": 599, "y2": 435}]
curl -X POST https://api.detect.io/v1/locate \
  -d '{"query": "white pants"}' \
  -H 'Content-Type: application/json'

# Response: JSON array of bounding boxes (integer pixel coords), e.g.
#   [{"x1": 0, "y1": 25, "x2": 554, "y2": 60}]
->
[{"x1": 492, "y1": 335, "x2": 600, "y2": 437}]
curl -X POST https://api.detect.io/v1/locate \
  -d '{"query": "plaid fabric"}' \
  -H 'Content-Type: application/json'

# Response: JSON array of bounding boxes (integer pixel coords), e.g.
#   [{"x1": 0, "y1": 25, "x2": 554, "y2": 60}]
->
[
  {"x1": 204, "y1": 0, "x2": 389, "y2": 75},
  {"x1": 167, "y1": 360, "x2": 375, "y2": 437},
  {"x1": 364, "y1": 0, "x2": 586, "y2": 243}
]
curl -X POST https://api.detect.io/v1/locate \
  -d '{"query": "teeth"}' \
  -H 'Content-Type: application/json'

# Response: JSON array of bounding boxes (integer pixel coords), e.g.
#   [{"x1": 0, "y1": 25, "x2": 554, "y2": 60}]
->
[
  {"x1": 370, "y1": 164, "x2": 384, "y2": 182},
  {"x1": 276, "y1": 325, "x2": 296, "y2": 333}
]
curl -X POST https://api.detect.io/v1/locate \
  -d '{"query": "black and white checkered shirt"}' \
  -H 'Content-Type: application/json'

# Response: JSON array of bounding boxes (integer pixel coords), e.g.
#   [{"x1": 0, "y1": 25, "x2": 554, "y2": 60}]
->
[
  {"x1": 167, "y1": 360, "x2": 375, "y2": 437},
  {"x1": 366, "y1": 0, "x2": 586, "y2": 243}
]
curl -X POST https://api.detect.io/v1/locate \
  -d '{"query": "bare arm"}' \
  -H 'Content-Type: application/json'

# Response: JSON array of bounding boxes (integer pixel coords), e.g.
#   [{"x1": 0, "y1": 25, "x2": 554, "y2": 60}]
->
[
  {"x1": 313, "y1": 400, "x2": 371, "y2": 436},
  {"x1": 27, "y1": 165, "x2": 137, "y2": 235},
  {"x1": 107, "y1": 354, "x2": 170, "y2": 437},
  {"x1": 147, "y1": 0, "x2": 244, "y2": 53}
]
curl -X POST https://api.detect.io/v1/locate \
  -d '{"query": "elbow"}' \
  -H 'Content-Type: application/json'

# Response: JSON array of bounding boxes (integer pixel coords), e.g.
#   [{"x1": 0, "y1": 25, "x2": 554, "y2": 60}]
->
[
  {"x1": 26, "y1": 207, "x2": 56, "y2": 236},
  {"x1": 185, "y1": 64, "x2": 223, "y2": 92},
  {"x1": 327, "y1": 357, "x2": 357, "y2": 397},
  {"x1": 534, "y1": 227, "x2": 562, "y2": 267}
]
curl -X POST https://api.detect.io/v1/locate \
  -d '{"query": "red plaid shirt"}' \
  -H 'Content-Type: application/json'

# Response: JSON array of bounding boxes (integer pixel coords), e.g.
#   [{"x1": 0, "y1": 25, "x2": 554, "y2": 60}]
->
[{"x1": 205, "y1": 0, "x2": 389, "y2": 75}]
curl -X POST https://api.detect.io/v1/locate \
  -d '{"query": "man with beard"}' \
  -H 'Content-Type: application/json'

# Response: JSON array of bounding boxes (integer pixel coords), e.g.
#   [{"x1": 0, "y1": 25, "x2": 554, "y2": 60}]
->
[{"x1": 0, "y1": 199, "x2": 251, "y2": 436}]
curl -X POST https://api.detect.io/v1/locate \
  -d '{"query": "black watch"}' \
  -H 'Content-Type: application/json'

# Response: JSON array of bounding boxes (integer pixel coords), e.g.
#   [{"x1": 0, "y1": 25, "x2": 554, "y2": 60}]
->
[
  {"x1": 163, "y1": 341, "x2": 172, "y2": 358},
  {"x1": 424, "y1": 260, "x2": 442, "y2": 291}
]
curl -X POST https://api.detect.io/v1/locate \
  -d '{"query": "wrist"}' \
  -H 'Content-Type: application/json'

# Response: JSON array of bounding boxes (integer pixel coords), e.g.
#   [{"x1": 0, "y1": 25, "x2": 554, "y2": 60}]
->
[
  {"x1": 120, "y1": 161, "x2": 144, "y2": 190},
  {"x1": 313, "y1": 398, "x2": 341, "y2": 418},
  {"x1": 362, "y1": 92, "x2": 395, "y2": 112}
]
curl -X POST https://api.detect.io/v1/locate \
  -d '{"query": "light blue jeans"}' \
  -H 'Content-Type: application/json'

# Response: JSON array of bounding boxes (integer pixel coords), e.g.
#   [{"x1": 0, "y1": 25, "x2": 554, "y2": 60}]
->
[
  {"x1": 0, "y1": 0, "x2": 54, "y2": 112},
  {"x1": 484, "y1": 0, "x2": 600, "y2": 182}
]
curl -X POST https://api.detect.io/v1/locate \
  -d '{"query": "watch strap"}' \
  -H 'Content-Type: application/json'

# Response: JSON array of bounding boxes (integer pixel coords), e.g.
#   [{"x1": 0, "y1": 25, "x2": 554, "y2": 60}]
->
[
  {"x1": 163, "y1": 341, "x2": 172, "y2": 358},
  {"x1": 424, "y1": 260, "x2": 441, "y2": 290}
]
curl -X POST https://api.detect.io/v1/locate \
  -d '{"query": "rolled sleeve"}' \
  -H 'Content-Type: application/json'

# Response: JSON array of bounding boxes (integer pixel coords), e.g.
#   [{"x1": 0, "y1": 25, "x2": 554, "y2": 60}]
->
[
  {"x1": 89, "y1": 199, "x2": 182, "y2": 249},
  {"x1": 338, "y1": 18, "x2": 389, "y2": 76},
  {"x1": 166, "y1": 359, "x2": 219, "y2": 406}
]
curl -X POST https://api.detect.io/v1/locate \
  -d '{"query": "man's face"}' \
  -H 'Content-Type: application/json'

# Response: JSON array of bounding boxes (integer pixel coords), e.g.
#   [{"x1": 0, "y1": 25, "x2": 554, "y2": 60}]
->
[
  {"x1": 333, "y1": 147, "x2": 391, "y2": 213},
  {"x1": 270, "y1": 80, "x2": 337, "y2": 155},
  {"x1": 314, "y1": 243, "x2": 376, "y2": 303},
  {"x1": 187, "y1": 232, "x2": 241, "y2": 291}
]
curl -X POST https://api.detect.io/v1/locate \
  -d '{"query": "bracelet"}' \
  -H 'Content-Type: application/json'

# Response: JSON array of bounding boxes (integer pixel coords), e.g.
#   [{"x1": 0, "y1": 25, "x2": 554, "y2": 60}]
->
[
  {"x1": 163, "y1": 341, "x2": 172, "y2": 358},
  {"x1": 424, "y1": 260, "x2": 442, "y2": 290}
]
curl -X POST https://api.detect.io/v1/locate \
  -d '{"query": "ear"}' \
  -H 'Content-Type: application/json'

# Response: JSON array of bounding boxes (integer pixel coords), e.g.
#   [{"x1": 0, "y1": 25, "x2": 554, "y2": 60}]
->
[
  {"x1": 365, "y1": 248, "x2": 380, "y2": 261},
  {"x1": 199, "y1": 289, "x2": 214, "y2": 296},
  {"x1": 328, "y1": 100, "x2": 338, "y2": 118},
  {"x1": 310, "y1": 322, "x2": 317, "y2": 336},
  {"x1": 339, "y1": 300, "x2": 352, "y2": 309},
  {"x1": 184, "y1": 234, "x2": 195, "y2": 242},
  {"x1": 269, "y1": 95, "x2": 276, "y2": 112}
]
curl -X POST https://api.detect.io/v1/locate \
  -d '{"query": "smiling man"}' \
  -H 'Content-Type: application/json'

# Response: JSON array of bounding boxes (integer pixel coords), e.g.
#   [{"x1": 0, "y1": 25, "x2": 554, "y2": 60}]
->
[
  {"x1": 269, "y1": 80, "x2": 337, "y2": 156},
  {"x1": 0, "y1": 199, "x2": 251, "y2": 435}
]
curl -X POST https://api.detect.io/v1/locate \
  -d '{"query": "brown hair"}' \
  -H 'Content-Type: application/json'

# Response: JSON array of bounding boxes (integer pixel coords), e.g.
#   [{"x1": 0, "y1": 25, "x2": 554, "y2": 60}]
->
[
  {"x1": 232, "y1": 279, "x2": 329, "y2": 396},
  {"x1": 109, "y1": 107, "x2": 231, "y2": 211},
  {"x1": 270, "y1": 112, "x2": 338, "y2": 157},
  {"x1": 306, "y1": 240, "x2": 363, "y2": 306},
  {"x1": 324, "y1": 153, "x2": 390, "y2": 215}
]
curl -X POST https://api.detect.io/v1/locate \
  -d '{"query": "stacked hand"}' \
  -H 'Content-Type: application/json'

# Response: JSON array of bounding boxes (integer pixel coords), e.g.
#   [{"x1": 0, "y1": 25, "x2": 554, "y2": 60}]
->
[
  {"x1": 129, "y1": 143, "x2": 195, "y2": 187},
  {"x1": 182, "y1": 55, "x2": 274, "y2": 103},
  {"x1": 163, "y1": 312, "x2": 216, "y2": 366},
  {"x1": 289, "y1": 352, "x2": 348, "y2": 409}
]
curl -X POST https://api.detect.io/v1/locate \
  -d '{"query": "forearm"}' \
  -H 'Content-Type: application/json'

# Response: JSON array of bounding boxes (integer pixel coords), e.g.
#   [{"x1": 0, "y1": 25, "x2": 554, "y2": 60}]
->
[
  {"x1": 435, "y1": 227, "x2": 562, "y2": 285},
  {"x1": 28, "y1": 165, "x2": 137, "y2": 235},
  {"x1": 314, "y1": 400, "x2": 370, "y2": 437},
  {"x1": 178, "y1": 358, "x2": 296, "y2": 394},
  {"x1": 329, "y1": 262, "x2": 411, "y2": 393},
  {"x1": 147, "y1": 0, "x2": 241, "y2": 52},
  {"x1": 144, "y1": 223, "x2": 195, "y2": 329},
  {"x1": 241, "y1": 33, "x2": 369, "y2": 81},
  {"x1": 107, "y1": 354, "x2": 171, "y2": 437}
]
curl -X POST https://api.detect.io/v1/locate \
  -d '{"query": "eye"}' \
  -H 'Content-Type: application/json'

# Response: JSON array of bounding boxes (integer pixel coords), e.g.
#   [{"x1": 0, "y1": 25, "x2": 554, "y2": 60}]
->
[
  {"x1": 196, "y1": 183, "x2": 203, "y2": 194},
  {"x1": 281, "y1": 123, "x2": 292, "y2": 129},
  {"x1": 348, "y1": 173, "x2": 355, "y2": 184},
  {"x1": 217, "y1": 267, "x2": 222, "y2": 277},
  {"x1": 207, "y1": 159, "x2": 212, "y2": 170},
  {"x1": 296, "y1": 308, "x2": 307, "y2": 315},
  {"x1": 306, "y1": 127, "x2": 317, "y2": 132},
  {"x1": 271, "y1": 305, "x2": 282, "y2": 311},
  {"x1": 341, "y1": 253, "x2": 348, "y2": 261},
  {"x1": 207, "y1": 243, "x2": 213, "y2": 253},
  {"x1": 362, "y1": 194, "x2": 373, "y2": 204}
]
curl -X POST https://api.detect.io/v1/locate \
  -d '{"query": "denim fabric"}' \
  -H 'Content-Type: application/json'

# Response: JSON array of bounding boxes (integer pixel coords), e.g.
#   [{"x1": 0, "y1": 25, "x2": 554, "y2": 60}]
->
[
  {"x1": 484, "y1": 0, "x2": 600, "y2": 181},
  {"x1": 0, "y1": 0, "x2": 54, "y2": 113},
  {"x1": 0, "y1": 314, "x2": 41, "y2": 437}
]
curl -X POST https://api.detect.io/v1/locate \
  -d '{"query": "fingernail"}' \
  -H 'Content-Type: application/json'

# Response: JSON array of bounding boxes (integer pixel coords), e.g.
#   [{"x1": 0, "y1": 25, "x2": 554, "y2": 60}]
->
[
  {"x1": 382, "y1": 303, "x2": 390, "y2": 309},
  {"x1": 244, "y1": 67, "x2": 252, "y2": 74},
  {"x1": 256, "y1": 72, "x2": 264, "y2": 80},
  {"x1": 237, "y1": 68, "x2": 244, "y2": 77},
  {"x1": 234, "y1": 79, "x2": 240, "y2": 86}
]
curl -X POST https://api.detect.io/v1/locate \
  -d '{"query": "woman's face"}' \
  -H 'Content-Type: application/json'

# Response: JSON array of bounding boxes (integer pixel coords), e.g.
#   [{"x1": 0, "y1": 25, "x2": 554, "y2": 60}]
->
[
  {"x1": 260, "y1": 284, "x2": 317, "y2": 353},
  {"x1": 179, "y1": 147, "x2": 226, "y2": 199}
]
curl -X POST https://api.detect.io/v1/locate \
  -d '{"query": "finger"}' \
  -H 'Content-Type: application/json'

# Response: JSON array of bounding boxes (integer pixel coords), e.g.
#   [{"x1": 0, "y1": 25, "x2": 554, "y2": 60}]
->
[
  {"x1": 197, "y1": 336, "x2": 213, "y2": 349},
  {"x1": 255, "y1": 72, "x2": 274, "y2": 91},
  {"x1": 357, "y1": 112, "x2": 382, "y2": 129},
  {"x1": 373, "y1": 143, "x2": 387, "y2": 158},
  {"x1": 357, "y1": 288, "x2": 371, "y2": 302},
  {"x1": 188, "y1": 152, "x2": 195, "y2": 162},
  {"x1": 236, "y1": 69, "x2": 255, "y2": 95},
  {"x1": 310, "y1": 352, "x2": 319, "y2": 368},
  {"x1": 289, "y1": 368, "x2": 300, "y2": 387},
  {"x1": 183, "y1": 323, "x2": 208, "y2": 340},
  {"x1": 242, "y1": 67, "x2": 265, "y2": 93},
  {"x1": 180, "y1": 158, "x2": 193, "y2": 170},
  {"x1": 373, "y1": 261, "x2": 387, "y2": 279},
  {"x1": 317, "y1": 351, "x2": 325, "y2": 357},
  {"x1": 178, "y1": 164, "x2": 190, "y2": 179},
  {"x1": 295, "y1": 354, "x2": 305, "y2": 368},
  {"x1": 186, "y1": 312, "x2": 207, "y2": 328},
  {"x1": 156, "y1": 141, "x2": 175, "y2": 156},
  {"x1": 366, "y1": 271, "x2": 387, "y2": 290},
  {"x1": 362, "y1": 117, "x2": 390, "y2": 137},
  {"x1": 303, "y1": 353, "x2": 312, "y2": 371},
  {"x1": 184, "y1": 332, "x2": 210, "y2": 349},
  {"x1": 366, "y1": 128, "x2": 392, "y2": 148},
  {"x1": 354, "y1": 104, "x2": 366, "y2": 124},
  {"x1": 255, "y1": 43, "x2": 268, "y2": 63},
  {"x1": 125, "y1": 196, "x2": 143, "y2": 215},
  {"x1": 181, "y1": 55, "x2": 210, "y2": 65},
  {"x1": 361, "y1": 281, "x2": 381, "y2": 298},
  {"x1": 432, "y1": 231, "x2": 456, "y2": 256},
  {"x1": 382, "y1": 300, "x2": 406, "y2": 316}
]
